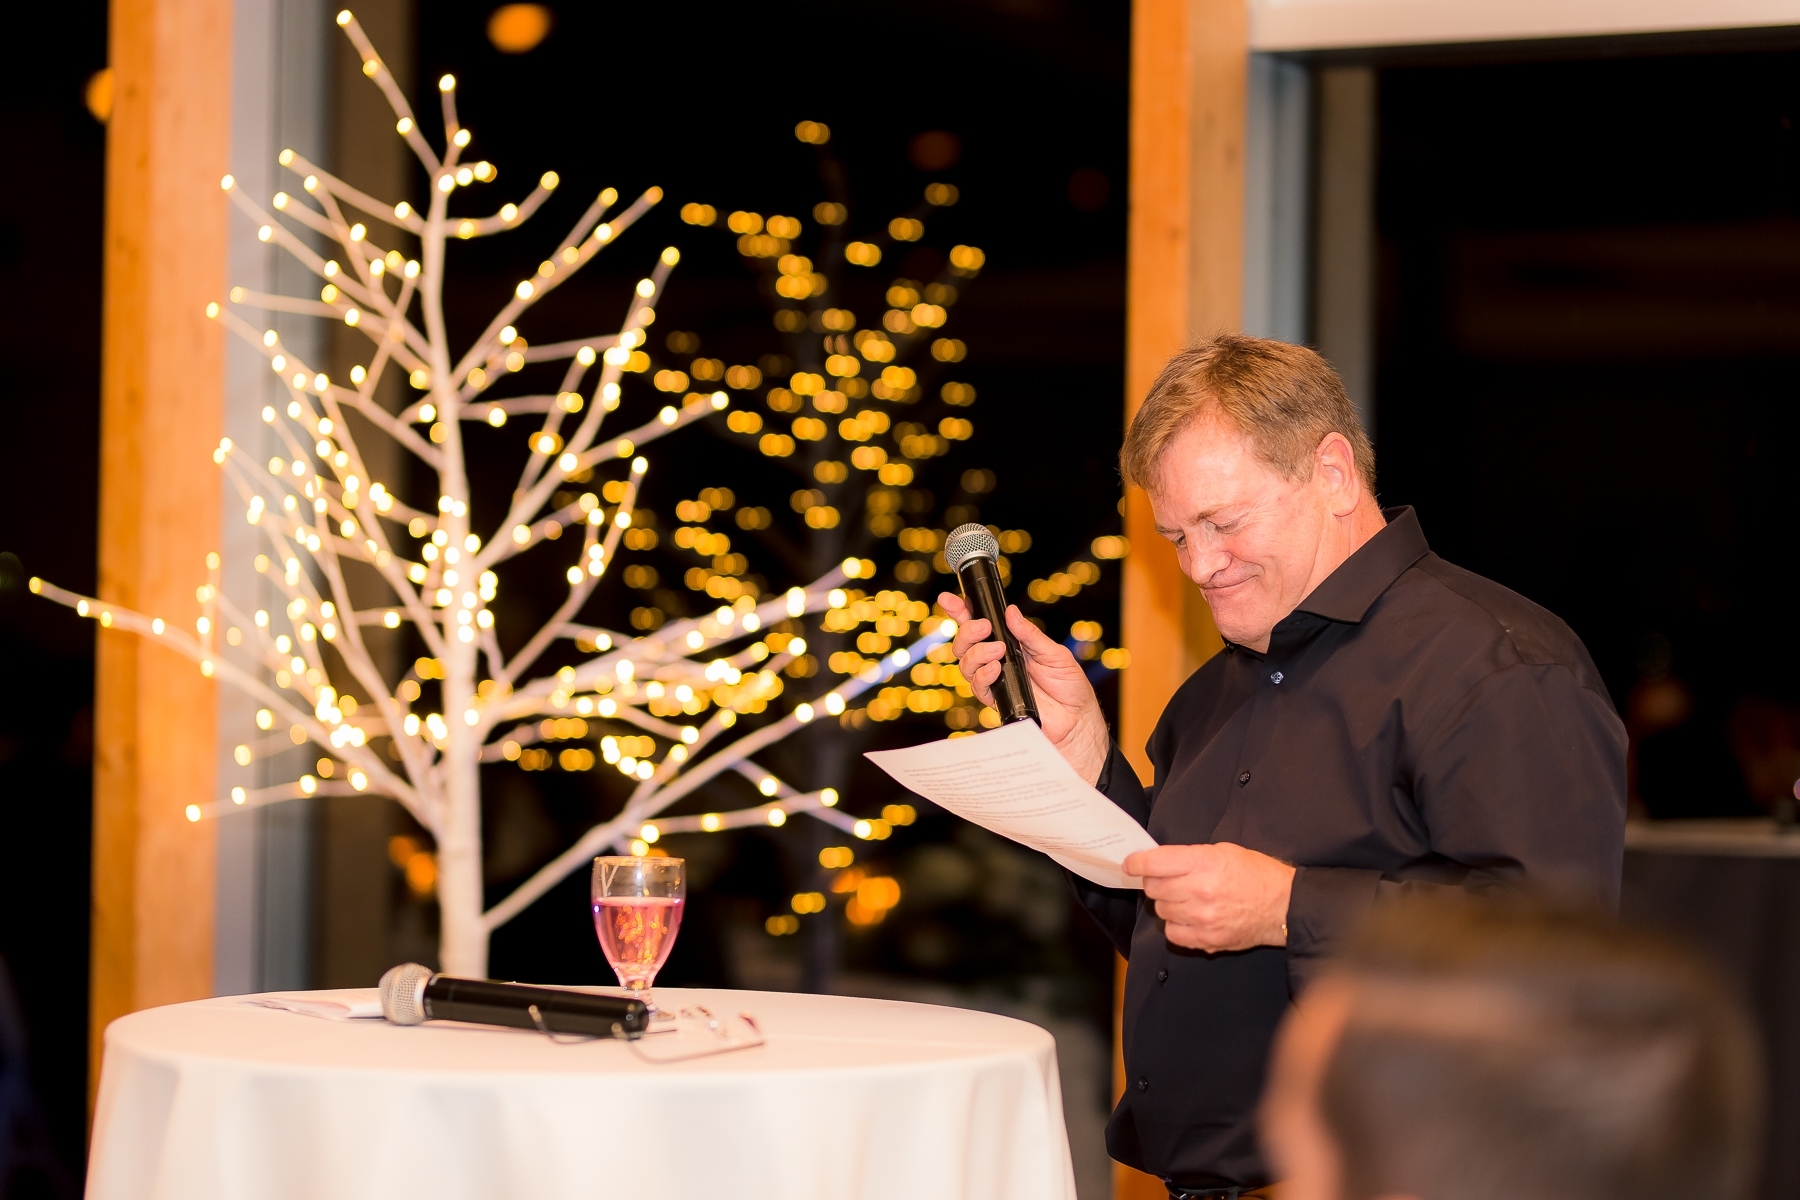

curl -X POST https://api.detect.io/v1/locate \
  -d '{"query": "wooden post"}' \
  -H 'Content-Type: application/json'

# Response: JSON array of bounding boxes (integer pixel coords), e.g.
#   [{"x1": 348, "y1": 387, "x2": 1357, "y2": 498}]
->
[
  {"x1": 92, "y1": 0, "x2": 234, "y2": 1106},
  {"x1": 1116, "y1": 0, "x2": 1245, "y2": 1194}
]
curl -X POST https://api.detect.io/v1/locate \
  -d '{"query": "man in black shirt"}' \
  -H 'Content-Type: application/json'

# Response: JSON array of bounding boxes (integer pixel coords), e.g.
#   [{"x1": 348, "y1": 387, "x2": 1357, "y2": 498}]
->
[{"x1": 943, "y1": 336, "x2": 1625, "y2": 1196}]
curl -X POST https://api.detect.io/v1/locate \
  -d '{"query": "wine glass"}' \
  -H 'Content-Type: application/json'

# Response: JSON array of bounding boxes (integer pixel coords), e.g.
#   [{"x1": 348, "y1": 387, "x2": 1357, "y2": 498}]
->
[{"x1": 592, "y1": 856, "x2": 686, "y2": 1009}]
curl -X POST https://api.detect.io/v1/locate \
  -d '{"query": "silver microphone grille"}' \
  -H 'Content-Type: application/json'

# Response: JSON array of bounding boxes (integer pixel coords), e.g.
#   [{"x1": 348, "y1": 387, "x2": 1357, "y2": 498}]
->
[
  {"x1": 378, "y1": 962, "x2": 433, "y2": 1025},
  {"x1": 943, "y1": 523, "x2": 999, "y2": 574}
]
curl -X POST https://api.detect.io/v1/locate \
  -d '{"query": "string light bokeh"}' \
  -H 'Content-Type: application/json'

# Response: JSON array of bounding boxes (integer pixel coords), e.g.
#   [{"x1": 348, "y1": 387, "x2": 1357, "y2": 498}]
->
[
  {"x1": 30, "y1": 11, "x2": 971, "y2": 978},
  {"x1": 31, "y1": 1, "x2": 1133, "y2": 1006}
]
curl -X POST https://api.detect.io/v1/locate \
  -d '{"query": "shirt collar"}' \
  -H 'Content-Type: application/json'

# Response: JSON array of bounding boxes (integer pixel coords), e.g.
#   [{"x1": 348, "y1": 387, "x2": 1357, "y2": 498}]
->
[{"x1": 1290, "y1": 505, "x2": 1430, "y2": 625}]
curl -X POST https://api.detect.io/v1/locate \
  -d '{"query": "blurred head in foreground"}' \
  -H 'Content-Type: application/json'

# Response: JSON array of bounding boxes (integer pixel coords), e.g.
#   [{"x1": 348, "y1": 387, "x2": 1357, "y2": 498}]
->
[{"x1": 1260, "y1": 900, "x2": 1763, "y2": 1200}]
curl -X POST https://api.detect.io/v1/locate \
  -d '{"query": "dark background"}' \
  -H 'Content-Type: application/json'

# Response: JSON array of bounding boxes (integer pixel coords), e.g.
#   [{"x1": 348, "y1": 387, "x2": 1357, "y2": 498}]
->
[
  {"x1": 403, "y1": 0, "x2": 1134, "y2": 1064},
  {"x1": 0, "y1": 0, "x2": 1132, "y2": 1190},
  {"x1": 0, "y1": 0, "x2": 108, "y2": 1194},
  {"x1": 9, "y1": 4, "x2": 1800, "y2": 1193},
  {"x1": 1374, "y1": 47, "x2": 1800, "y2": 820}
]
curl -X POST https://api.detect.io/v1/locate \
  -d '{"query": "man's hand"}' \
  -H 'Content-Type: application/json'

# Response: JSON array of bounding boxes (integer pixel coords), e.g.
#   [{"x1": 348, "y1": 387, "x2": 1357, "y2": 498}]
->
[
  {"x1": 1123, "y1": 843, "x2": 1297, "y2": 952},
  {"x1": 941, "y1": 592, "x2": 1112, "y2": 783}
]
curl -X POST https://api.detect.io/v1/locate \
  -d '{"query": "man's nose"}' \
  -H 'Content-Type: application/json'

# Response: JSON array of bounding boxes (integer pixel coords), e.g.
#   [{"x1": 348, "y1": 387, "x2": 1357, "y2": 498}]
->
[{"x1": 1182, "y1": 541, "x2": 1232, "y2": 587}]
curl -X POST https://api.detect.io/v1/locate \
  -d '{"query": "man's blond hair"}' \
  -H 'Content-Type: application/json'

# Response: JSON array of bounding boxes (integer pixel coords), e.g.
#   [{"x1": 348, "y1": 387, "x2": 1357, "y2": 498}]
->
[{"x1": 1120, "y1": 334, "x2": 1376, "y2": 494}]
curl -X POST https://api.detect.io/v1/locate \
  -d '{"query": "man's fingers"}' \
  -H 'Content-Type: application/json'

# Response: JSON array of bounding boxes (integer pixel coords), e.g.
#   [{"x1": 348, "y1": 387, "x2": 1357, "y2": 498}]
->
[
  {"x1": 962, "y1": 647, "x2": 1004, "y2": 708},
  {"x1": 1141, "y1": 876, "x2": 1180, "y2": 900},
  {"x1": 1124, "y1": 846, "x2": 1208, "y2": 878},
  {"x1": 1156, "y1": 902, "x2": 1204, "y2": 927},
  {"x1": 952, "y1": 617, "x2": 992, "y2": 658},
  {"x1": 938, "y1": 592, "x2": 971, "y2": 623},
  {"x1": 960, "y1": 640, "x2": 1006, "y2": 673},
  {"x1": 1006, "y1": 605, "x2": 1061, "y2": 656},
  {"x1": 1162, "y1": 923, "x2": 1216, "y2": 952},
  {"x1": 954, "y1": 637, "x2": 1006, "y2": 704}
]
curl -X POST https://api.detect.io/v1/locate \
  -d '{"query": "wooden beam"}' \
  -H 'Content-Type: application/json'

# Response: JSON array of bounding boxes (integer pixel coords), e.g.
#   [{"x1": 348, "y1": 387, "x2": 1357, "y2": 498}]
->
[
  {"x1": 1116, "y1": 0, "x2": 1245, "y2": 1194},
  {"x1": 92, "y1": 0, "x2": 233, "y2": 1105},
  {"x1": 1122, "y1": 0, "x2": 1241, "y2": 787},
  {"x1": 1247, "y1": 0, "x2": 1800, "y2": 52}
]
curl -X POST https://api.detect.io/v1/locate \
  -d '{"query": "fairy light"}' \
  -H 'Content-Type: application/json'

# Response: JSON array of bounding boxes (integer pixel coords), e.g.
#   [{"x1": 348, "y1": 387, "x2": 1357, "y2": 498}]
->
[{"x1": 29, "y1": 9, "x2": 990, "y2": 979}]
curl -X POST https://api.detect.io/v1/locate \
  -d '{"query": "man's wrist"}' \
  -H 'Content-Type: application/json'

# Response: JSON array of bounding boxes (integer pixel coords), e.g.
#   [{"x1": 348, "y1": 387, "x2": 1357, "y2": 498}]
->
[{"x1": 1065, "y1": 710, "x2": 1112, "y2": 784}]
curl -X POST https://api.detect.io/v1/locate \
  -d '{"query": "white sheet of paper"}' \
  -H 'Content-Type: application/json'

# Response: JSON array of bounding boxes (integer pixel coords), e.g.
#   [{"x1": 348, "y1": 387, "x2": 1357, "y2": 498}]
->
[
  {"x1": 865, "y1": 719, "x2": 1156, "y2": 889},
  {"x1": 244, "y1": 989, "x2": 383, "y2": 1020}
]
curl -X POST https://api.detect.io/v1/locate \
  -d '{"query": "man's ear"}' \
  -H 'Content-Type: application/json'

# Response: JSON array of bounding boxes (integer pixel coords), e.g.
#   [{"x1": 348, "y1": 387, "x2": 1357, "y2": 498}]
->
[{"x1": 1313, "y1": 432, "x2": 1361, "y2": 513}]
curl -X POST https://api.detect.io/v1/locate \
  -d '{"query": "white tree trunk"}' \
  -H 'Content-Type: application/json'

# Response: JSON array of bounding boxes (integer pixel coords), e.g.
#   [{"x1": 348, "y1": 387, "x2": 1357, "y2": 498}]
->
[
  {"x1": 437, "y1": 606, "x2": 487, "y2": 976},
  {"x1": 436, "y1": 737, "x2": 487, "y2": 974}
]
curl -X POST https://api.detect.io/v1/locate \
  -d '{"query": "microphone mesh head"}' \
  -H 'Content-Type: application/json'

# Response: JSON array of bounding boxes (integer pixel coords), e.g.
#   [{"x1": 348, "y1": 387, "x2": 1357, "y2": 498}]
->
[
  {"x1": 379, "y1": 962, "x2": 433, "y2": 1025},
  {"x1": 944, "y1": 523, "x2": 999, "y2": 574}
]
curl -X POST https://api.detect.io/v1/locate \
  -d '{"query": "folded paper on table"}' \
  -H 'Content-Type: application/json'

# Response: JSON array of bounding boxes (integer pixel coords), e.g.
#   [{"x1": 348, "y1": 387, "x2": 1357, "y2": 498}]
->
[
  {"x1": 627, "y1": 1010, "x2": 765, "y2": 1062},
  {"x1": 865, "y1": 719, "x2": 1156, "y2": 888},
  {"x1": 244, "y1": 989, "x2": 384, "y2": 1020}
]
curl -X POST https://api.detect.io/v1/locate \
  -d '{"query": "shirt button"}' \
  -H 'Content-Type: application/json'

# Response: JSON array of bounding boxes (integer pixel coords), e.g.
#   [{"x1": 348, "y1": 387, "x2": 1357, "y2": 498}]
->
[
  {"x1": 1137, "y1": 1077, "x2": 1149, "y2": 1091},
  {"x1": 1238, "y1": 770, "x2": 1252, "y2": 787},
  {"x1": 1157, "y1": 968, "x2": 1169, "y2": 982},
  {"x1": 1270, "y1": 671, "x2": 1284, "y2": 685}
]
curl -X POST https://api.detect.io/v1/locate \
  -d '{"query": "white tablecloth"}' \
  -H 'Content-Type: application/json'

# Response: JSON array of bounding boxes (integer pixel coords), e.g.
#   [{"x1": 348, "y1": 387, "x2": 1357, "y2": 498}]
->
[{"x1": 88, "y1": 987, "x2": 1077, "y2": 1200}]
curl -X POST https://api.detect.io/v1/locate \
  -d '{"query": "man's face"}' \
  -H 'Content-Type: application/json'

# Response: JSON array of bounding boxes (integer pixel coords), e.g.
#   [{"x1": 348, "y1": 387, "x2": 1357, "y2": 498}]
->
[
  {"x1": 1260, "y1": 978, "x2": 1355, "y2": 1200},
  {"x1": 1148, "y1": 415, "x2": 1340, "y2": 650}
]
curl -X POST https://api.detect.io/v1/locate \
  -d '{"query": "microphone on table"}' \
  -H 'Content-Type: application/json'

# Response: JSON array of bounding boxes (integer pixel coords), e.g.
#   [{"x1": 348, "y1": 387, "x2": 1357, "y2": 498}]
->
[
  {"x1": 378, "y1": 963, "x2": 650, "y2": 1037},
  {"x1": 944, "y1": 522, "x2": 1040, "y2": 726}
]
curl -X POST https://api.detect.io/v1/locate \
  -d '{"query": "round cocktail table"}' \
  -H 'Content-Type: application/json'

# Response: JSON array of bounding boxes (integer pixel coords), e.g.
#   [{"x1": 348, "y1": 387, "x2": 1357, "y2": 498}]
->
[{"x1": 87, "y1": 987, "x2": 1076, "y2": 1200}]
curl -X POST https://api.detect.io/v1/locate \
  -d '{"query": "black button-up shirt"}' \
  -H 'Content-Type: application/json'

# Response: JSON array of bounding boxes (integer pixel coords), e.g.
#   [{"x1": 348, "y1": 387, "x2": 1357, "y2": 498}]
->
[{"x1": 1075, "y1": 507, "x2": 1626, "y2": 1188}]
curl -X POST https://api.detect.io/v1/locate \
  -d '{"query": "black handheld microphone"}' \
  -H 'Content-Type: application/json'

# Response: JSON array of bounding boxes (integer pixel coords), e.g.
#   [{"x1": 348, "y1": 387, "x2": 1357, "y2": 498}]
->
[
  {"x1": 944, "y1": 523, "x2": 1040, "y2": 725},
  {"x1": 378, "y1": 963, "x2": 650, "y2": 1037}
]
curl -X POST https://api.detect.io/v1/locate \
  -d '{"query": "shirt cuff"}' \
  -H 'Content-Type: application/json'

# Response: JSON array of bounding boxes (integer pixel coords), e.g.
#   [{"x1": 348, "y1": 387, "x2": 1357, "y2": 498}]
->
[
  {"x1": 1285, "y1": 865, "x2": 1382, "y2": 994},
  {"x1": 1093, "y1": 744, "x2": 1150, "y2": 827},
  {"x1": 1094, "y1": 744, "x2": 1125, "y2": 793}
]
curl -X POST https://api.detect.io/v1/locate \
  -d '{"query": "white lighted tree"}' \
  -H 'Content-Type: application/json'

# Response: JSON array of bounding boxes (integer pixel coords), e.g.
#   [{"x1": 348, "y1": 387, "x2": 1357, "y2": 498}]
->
[{"x1": 30, "y1": 10, "x2": 949, "y2": 976}]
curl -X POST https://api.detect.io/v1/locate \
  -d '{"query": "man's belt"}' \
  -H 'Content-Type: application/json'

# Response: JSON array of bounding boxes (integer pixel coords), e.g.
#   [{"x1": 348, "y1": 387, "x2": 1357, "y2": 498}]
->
[{"x1": 1165, "y1": 1184, "x2": 1280, "y2": 1200}]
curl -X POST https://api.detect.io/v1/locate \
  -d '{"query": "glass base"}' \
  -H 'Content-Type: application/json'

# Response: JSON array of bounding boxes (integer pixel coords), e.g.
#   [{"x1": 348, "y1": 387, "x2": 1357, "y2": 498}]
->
[{"x1": 607, "y1": 979, "x2": 668, "y2": 1018}]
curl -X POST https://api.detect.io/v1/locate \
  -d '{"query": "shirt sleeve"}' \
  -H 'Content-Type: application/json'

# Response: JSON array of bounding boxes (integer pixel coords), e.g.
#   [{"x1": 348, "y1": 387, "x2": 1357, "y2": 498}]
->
[
  {"x1": 1065, "y1": 743, "x2": 1151, "y2": 958},
  {"x1": 1285, "y1": 661, "x2": 1627, "y2": 990}
]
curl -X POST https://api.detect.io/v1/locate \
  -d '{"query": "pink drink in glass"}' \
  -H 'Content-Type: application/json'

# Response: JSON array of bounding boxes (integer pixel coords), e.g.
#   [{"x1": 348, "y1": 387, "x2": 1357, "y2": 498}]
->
[{"x1": 592, "y1": 895, "x2": 685, "y2": 991}]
